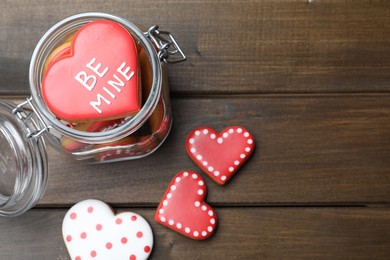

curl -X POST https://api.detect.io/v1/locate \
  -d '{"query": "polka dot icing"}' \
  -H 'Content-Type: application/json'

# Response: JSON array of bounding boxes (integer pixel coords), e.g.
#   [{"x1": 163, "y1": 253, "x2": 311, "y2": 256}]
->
[
  {"x1": 62, "y1": 199, "x2": 153, "y2": 260},
  {"x1": 185, "y1": 126, "x2": 255, "y2": 185},
  {"x1": 155, "y1": 171, "x2": 217, "y2": 240}
]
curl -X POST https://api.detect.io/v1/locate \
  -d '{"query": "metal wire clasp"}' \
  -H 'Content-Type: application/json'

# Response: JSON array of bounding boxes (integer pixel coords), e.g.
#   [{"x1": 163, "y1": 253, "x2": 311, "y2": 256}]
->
[
  {"x1": 145, "y1": 26, "x2": 187, "y2": 64},
  {"x1": 12, "y1": 97, "x2": 49, "y2": 139}
]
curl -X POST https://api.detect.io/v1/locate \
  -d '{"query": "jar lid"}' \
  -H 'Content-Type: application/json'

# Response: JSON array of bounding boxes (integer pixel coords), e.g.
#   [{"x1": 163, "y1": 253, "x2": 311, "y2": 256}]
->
[{"x1": 0, "y1": 100, "x2": 48, "y2": 216}]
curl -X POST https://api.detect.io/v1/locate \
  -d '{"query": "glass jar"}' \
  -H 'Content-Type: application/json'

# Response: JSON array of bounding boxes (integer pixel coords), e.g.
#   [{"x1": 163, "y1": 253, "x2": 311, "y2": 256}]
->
[{"x1": 0, "y1": 12, "x2": 186, "y2": 216}]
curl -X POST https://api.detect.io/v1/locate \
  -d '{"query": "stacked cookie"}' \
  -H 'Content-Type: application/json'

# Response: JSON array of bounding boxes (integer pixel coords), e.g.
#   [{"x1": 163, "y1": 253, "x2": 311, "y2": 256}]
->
[{"x1": 42, "y1": 20, "x2": 167, "y2": 160}]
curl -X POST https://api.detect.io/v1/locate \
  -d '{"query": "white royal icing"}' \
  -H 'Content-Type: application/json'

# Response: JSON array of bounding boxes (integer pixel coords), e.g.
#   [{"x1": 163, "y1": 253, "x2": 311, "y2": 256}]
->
[{"x1": 62, "y1": 199, "x2": 153, "y2": 260}]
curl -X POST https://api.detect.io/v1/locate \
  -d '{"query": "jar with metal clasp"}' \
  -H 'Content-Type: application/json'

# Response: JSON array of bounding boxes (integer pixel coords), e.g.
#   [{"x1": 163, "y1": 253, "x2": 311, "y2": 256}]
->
[{"x1": 0, "y1": 12, "x2": 186, "y2": 216}]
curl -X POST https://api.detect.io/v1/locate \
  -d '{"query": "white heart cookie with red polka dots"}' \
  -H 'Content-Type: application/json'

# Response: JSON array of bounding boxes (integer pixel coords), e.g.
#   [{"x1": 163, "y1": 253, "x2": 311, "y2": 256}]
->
[
  {"x1": 62, "y1": 199, "x2": 153, "y2": 260},
  {"x1": 155, "y1": 170, "x2": 217, "y2": 240},
  {"x1": 186, "y1": 126, "x2": 255, "y2": 185}
]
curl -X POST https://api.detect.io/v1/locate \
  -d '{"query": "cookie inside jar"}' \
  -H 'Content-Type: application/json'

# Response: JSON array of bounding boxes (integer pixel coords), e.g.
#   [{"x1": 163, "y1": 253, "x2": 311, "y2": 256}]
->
[{"x1": 38, "y1": 17, "x2": 171, "y2": 162}]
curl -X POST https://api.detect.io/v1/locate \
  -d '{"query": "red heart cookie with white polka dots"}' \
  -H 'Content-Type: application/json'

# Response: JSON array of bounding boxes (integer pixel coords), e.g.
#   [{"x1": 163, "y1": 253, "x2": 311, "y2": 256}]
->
[
  {"x1": 63, "y1": 199, "x2": 153, "y2": 260},
  {"x1": 186, "y1": 126, "x2": 255, "y2": 185},
  {"x1": 155, "y1": 170, "x2": 217, "y2": 240},
  {"x1": 43, "y1": 20, "x2": 140, "y2": 122}
]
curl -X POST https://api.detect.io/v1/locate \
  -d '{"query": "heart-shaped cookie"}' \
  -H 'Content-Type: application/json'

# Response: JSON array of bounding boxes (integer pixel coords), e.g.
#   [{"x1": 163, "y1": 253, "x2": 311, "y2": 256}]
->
[
  {"x1": 155, "y1": 170, "x2": 217, "y2": 240},
  {"x1": 186, "y1": 126, "x2": 255, "y2": 185},
  {"x1": 63, "y1": 199, "x2": 153, "y2": 260},
  {"x1": 43, "y1": 41, "x2": 71, "y2": 73},
  {"x1": 43, "y1": 20, "x2": 140, "y2": 122}
]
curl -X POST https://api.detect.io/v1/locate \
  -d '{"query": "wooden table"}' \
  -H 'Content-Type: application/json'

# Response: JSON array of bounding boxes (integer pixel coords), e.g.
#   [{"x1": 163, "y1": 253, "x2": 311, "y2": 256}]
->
[{"x1": 1, "y1": 1, "x2": 390, "y2": 259}]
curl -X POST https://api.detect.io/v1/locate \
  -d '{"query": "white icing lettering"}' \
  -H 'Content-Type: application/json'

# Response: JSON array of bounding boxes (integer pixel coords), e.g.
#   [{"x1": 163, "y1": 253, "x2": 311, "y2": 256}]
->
[
  {"x1": 103, "y1": 87, "x2": 116, "y2": 99},
  {"x1": 90, "y1": 94, "x2": 111, "y2": 114},
  {"x1": 117, "y1": 62, "x2": 134, "y2": 81},
  {"x1": 74, "y1": 71, "x2": 96, "y2": 91},
  {"x1": 86, "y1": 58, "x2": 109, "y2": 78},
  {"x1": 75, "y1": 57, "x2": 136, "y2": 114},
  {"x1": 107, "y1": 74, "x2": 124, "y2": 92}
]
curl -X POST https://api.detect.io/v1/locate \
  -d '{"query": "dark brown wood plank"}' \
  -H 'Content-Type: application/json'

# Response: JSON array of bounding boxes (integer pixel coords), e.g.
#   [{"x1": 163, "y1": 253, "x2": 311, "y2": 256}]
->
[
  {"x1": 1, "y1": 2, "x2": 389, "y2": 260},
  {"x1": 9, "y1": 94, "x2": 385, "y2": 206},
  {"x1": 0, "y1": 207, "x2": 389, "y2": 259},
  {"x1": 1, "y1": 1, "x2": 390, "y2": 94}
]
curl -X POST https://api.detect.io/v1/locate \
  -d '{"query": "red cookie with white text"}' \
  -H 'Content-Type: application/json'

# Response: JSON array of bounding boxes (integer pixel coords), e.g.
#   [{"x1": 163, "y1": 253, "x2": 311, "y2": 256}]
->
[
  {"x1": 43, "y1": 19, "x2": 141, "y2": 122},
  {"x1": 62, "y1": 199, "x2": 153, "y2": 260},
  {"x1": 186, "y1": 126, "x2": 255, "y2": 185},
  {"x1": 155, "y1": 170, "x2": 217, "y2": 240}
]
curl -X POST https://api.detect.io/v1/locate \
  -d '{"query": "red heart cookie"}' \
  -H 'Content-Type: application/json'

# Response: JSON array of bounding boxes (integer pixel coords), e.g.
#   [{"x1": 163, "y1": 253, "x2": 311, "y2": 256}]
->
[
  {"x1": 43, "y1": 41, "x2": 71, "y2": 73},
  {"x1": 155, "y1": 170, "x2": 217, "y2": 240},
  {"x1": 43, "y1": 20, "x2": 140, "y2": 122},
  {"x1": 63, "y1": 199, "x2": 153, "y2": 260},
  {"x1": 186, "y1": 126, "x2": 255, "y2": 185}
]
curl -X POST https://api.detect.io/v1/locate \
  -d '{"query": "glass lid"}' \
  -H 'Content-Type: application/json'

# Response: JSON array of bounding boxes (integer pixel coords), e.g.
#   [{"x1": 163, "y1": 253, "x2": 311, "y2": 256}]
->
[{"x1": 0, "y1": 100, "x2": 48, "y2": 217}]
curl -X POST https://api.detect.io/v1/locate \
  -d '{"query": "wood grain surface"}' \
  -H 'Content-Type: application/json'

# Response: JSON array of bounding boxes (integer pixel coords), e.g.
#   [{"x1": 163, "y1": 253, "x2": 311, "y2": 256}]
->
[
  {"x1": 1, "y1": 1, "x2": 390, "y2": 94},
  {"x1": 0, "y1": 0, "x2": 389, "y2": 259},
  {"x1": 32, "y1": 95, "x2": 390, "y2": 206},
  {"x1": 0, "y1": 207, "x2": 389, "y2": 259}
]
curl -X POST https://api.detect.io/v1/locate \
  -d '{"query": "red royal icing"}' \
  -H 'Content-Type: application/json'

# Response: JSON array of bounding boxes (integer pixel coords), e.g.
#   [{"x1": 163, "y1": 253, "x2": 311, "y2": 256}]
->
[
  {"x1": 106, "y1": 242, "x2": 112, "y2": 250},
  {"x1": 43, "y1": 20, "x2": 140, "y2": 121},
  {"x1": 155, "y1": 170, "x2": 217, "y2": 240},
  {"x1": 186, "y1": 126, "x2": 255, "y2": 185},
  {"x1": 49, "y1": 45, "x2": 71, "y2": 65}
]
